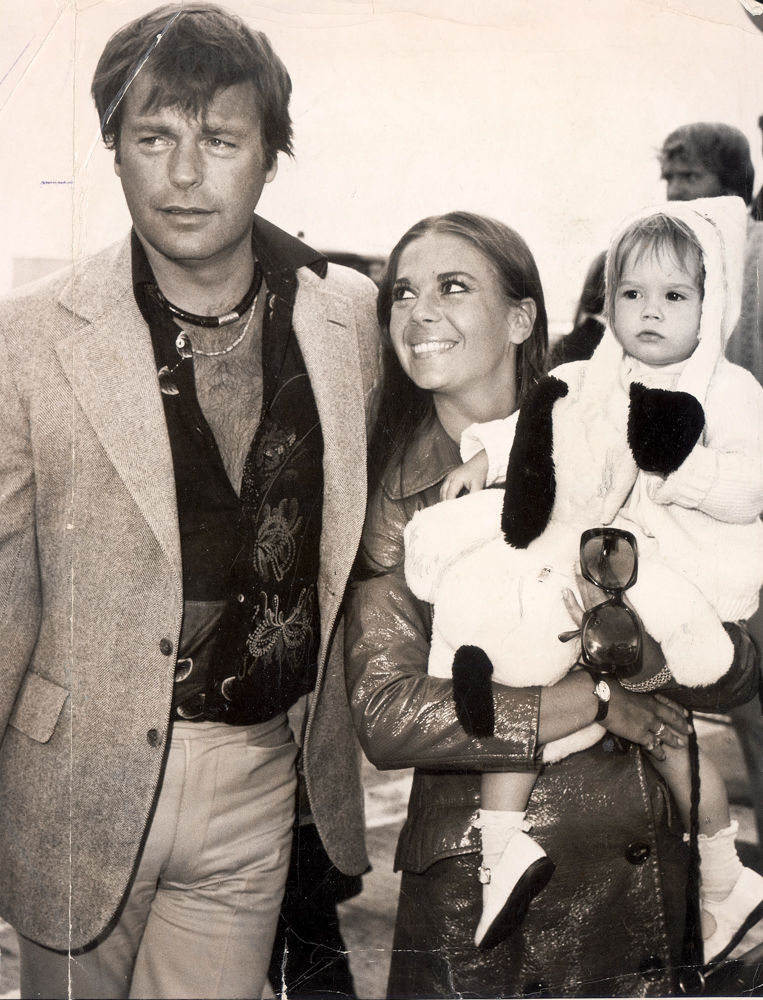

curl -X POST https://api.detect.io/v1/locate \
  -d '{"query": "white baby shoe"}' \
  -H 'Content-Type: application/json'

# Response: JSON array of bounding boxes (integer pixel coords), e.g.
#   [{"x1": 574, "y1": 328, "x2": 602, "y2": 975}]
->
[
  {"x1": 702, "y1": 867, "x2": 763, "y2": 964},
  {"x1": 474, "y1": 829, "x2": 555, "y2": 950}
]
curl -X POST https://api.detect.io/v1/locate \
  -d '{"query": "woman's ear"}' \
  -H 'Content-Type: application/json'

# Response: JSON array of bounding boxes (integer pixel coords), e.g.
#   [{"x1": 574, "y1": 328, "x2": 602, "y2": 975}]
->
[{"x1": 508, "y1": 298, "x2": 537, "y2": 345}]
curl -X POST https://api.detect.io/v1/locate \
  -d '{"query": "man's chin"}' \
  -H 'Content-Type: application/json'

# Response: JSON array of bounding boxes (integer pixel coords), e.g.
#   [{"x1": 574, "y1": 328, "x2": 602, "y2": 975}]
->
[{"x1": 137, "y1": 228, "x2": 252, "y2": 269}]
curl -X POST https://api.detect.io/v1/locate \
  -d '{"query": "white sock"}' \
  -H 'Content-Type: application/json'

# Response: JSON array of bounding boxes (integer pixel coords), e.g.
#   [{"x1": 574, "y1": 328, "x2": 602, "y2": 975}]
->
[
  {"x1": 475, "y1": 809, "x2": 529, "y2": 870},
  {"x1": 697, "y1": 821, "x2": 744, "y2": 903}
]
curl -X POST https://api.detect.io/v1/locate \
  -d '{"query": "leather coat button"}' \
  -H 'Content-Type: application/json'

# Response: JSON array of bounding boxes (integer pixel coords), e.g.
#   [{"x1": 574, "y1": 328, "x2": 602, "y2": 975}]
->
[
  {"x1": 147, "y1": 729, "x2": 161, "y2": 747},
  {"x1": 639, "y1": 956, "x2": 664, "y2": 980},
  {"x1": 159, "y1": 638, "x2": 173, "y2": 656},
  {"x1": 626, "y1": 841, "x2": 651, "y2": 865}
]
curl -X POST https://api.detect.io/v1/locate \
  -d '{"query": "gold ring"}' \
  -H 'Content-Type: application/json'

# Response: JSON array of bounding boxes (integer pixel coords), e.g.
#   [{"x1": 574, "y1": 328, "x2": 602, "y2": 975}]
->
[{"x1": 655, "y1": 723, "x2": 666, "y2": 738}]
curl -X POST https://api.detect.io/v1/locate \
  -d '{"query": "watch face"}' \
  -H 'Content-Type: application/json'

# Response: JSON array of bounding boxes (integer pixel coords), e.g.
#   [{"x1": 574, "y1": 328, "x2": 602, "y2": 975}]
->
[{"x1": 596, "y1": 680, "x2": 611, "y2": 702}]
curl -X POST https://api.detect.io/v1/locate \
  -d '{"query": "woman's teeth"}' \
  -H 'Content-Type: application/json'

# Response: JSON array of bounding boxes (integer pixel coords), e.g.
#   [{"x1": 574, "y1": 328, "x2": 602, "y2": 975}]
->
[{"x1": 411, "y1": 341, "x2": 455, "y2": 356}]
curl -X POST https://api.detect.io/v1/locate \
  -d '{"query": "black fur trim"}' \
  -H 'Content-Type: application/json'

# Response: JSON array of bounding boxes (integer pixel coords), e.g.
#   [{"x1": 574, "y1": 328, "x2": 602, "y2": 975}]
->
[
  {"x1": 628, "y1": 383, "x2": 705, "y2": 476},
  {"x1": 502, "y1": 375, "x2": 569, "y2": 548},
  {"x1": 452, "y1": 645, "x2": 495, "y2": 738}
]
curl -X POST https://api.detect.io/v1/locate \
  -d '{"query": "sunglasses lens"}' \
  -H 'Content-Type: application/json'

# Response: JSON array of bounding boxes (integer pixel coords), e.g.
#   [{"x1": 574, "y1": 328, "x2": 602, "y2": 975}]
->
[
  {"x1": 582, "y1": 604, "x2": 640, "y2": 673},
  {"x1": 581, "y1": 533, "x2": 635, "y2": 590}
]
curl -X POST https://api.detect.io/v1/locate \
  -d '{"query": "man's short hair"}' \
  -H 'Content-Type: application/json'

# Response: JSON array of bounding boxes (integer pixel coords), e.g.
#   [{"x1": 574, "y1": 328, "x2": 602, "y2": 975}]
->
[
  {"x1": 92, "y1": 3, "x2": 293, "y2": 169},
  {"x1": 659, "y1": 122, "x2": 754, "y2": 204}
]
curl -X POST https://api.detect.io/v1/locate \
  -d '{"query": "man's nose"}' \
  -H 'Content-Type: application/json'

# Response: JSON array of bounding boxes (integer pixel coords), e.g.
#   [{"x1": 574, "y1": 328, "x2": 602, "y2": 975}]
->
[
  {"x1": 666, "y1": 179, "x2": 688, "y2": 202},
  {"x1": 169, "y1": 141, "x2": 203, "y2": 188}
]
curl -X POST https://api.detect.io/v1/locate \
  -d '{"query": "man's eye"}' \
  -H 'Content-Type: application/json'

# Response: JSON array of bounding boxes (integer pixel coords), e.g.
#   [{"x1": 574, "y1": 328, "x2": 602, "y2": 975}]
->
[
  {"x1": 206, "y1": 137, "x2": 233, "y2": 149},
  {"x1": 392, "y1": 286, "x2": 415, "y2": 301},
  {"x1": 140, "y1": 136, "x2": 170, "y2": 147}
]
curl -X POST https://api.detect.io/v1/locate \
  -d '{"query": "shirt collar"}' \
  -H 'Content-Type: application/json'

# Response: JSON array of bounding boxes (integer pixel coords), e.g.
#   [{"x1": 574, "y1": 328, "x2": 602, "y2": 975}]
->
[{"x1": 131, "y1": 215, "x2": 327, "y2": 304}]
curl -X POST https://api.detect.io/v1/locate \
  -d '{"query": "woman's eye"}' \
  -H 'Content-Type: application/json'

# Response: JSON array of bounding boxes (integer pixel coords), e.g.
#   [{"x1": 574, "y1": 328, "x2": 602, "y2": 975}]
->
[
  {"x1": 441, "y1": 280, "x2": 467, "y2": 295},
  {"x1": 392, "y1": 285, "x2": 415, "y2": 301}
]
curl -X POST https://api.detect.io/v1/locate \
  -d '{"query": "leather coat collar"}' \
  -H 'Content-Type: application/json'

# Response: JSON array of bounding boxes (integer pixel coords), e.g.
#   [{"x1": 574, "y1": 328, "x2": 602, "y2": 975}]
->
[{"x1": 382, "y1": 417, "x2": 460, "y2": 500}]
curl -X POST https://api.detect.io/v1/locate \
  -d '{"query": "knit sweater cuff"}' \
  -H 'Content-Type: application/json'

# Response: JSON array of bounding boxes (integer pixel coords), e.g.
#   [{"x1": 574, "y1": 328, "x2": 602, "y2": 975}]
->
[{"x1": 650, "y1": 445, "x2": 717, "y2": 509}]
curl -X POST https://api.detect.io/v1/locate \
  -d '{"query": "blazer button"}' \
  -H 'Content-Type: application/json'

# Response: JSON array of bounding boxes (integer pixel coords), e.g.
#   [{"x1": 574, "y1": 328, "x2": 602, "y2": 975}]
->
[
  {"x1": 147, "y1": 729, "x2": 161, "y2": 747},
  {"x1": 626, "y1": 841, "x2": 651, "y2": 865},
  {"x1": 159, "y1": 638, "x2": 173, "y2": 656}
]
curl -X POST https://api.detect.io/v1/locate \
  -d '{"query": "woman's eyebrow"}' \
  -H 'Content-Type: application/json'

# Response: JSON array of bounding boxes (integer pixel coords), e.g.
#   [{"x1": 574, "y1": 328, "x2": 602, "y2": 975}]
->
[{"x1": 438, "y1": 271, "x2": 475, "y2": 282}]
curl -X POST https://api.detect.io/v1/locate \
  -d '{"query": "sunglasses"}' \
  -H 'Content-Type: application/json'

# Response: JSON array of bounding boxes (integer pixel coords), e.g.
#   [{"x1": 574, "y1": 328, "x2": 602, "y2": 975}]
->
[{"x1": 559, "y1": 527, "x2": 642, "y2": 679}]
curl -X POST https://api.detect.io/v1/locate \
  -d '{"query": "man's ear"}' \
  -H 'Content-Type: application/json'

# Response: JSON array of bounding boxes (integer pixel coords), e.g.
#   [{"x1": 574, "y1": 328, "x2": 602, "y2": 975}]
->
[
  {"x1": 265, "y1": 159, "x2": 278, "y2": 184},
  {"x1": 508, "y1": 297, "x2": 537, "y2": 345},
  {"x1": 114, "y1": 154, "x2": 122, "y2": 178}
]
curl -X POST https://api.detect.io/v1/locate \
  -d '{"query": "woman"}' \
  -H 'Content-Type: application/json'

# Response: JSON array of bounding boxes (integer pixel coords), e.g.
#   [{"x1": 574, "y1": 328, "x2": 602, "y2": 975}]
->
[{"x1": 345, "y1": 211, "x2": 759, "y2": 997}]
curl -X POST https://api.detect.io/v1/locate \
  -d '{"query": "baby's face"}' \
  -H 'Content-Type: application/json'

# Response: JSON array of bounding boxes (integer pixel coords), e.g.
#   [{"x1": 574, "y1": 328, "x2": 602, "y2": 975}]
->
[{"x1": 613, "y1": 250, "x2": 702, "y2": 367}]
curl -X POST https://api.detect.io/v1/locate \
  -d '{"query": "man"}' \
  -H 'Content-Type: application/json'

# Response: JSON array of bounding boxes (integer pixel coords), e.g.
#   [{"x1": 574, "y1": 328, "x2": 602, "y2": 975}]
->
[
  {"x1": 0, "y1": 4, "x2": 379, "y2": 997},
  {"x1": 659, "y1": 122, "x2": 763, "y2": 386},
  {"x1": 659, "y1": 122, "x2": 755, "y2": 203}
]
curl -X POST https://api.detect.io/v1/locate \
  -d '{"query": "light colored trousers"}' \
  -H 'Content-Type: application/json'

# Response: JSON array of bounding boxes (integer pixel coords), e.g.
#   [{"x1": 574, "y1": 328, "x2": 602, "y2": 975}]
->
[{"x1": 20, "y1": 717, "x2": 298, "y2": 1000}]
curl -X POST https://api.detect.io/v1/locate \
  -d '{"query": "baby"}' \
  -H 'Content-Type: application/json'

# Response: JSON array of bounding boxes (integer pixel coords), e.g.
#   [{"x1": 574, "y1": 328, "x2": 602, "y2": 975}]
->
[{"x1": 404, "y1": 197, "x2": 763, "y2": 958}]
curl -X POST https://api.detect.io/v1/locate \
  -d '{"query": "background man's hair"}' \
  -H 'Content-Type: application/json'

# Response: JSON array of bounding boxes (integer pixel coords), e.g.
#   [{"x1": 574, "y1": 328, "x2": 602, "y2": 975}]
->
[
  {"x1": 659, "y1": 122, "x2": 754, "y2": 204},
  {"x1": 605, "y1": 213, "x2": 705, "y2": 323},
  {"x1": 92, "y1": 3, "x2": 293, "y2": 169}
]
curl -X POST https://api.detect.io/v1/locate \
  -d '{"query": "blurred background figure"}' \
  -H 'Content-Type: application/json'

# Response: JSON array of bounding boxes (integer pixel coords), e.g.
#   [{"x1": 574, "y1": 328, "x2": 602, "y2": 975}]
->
[
  {"x1": 659, "y1": 122, "x2": 755, "y2": 202},
  {"x1": 660, "y1": 122, "x2": 763, "y2": 387},
  {"x1": 750, "y1": 115, "x2": 763, "y2": 222},
  {"x1": 548, "y1": 251, "x2": 606, "y2": 368}
]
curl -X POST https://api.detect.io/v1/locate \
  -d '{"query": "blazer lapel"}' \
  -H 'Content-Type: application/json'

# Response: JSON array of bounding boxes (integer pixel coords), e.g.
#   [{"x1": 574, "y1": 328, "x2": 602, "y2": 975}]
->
[
  {"x1": 54, "y1": 242, "x2": 182, "y2": 587},
  {"x1": 293, "y1": 270, "x2": 367, "y2": 650}
]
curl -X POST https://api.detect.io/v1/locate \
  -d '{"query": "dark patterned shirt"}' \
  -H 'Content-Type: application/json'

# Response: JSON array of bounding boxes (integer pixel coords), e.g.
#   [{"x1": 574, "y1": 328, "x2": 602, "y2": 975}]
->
[{"x1": 132, "y1": 218, "x2": 328, "y2": 724}]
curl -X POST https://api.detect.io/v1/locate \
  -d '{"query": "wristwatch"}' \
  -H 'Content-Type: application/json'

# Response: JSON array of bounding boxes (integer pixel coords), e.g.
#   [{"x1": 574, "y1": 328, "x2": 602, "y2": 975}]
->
[{"x1": 591, "y1": 676, "x2": 611, "y2": 722}]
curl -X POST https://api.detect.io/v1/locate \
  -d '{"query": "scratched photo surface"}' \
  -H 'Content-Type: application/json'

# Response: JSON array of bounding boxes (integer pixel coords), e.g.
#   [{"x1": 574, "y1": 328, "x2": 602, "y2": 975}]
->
[{"x1": 0, "y1": 2, "x2": 762, "y2": 998}]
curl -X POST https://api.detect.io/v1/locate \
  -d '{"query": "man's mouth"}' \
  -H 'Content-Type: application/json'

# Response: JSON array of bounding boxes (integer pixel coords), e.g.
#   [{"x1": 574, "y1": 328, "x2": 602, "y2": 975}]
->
[
  {"x1": 411, "y1": 340, "x2": 456, "y2": 356},
  {"x1": 161, "y1": 206, "x2": 214, "y2": 215}
]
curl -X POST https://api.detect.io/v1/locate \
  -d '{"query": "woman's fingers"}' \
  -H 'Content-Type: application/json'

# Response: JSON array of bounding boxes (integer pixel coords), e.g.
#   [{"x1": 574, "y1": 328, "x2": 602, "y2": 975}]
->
[{"x1": 653, "y1": 692, "x2": 690, "y2": 719}]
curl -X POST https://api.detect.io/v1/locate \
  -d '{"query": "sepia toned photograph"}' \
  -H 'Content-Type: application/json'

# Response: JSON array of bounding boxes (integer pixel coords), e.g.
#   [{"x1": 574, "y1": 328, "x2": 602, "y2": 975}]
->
[{"x1": 1, "y1": 1, "x2": 763, "y2": 996}]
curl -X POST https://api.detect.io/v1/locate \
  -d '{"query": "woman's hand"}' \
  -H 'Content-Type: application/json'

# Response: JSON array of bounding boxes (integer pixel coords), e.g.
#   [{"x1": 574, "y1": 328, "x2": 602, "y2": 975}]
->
[
  {"x1": 605, "y1": 681, "x2": 690, "y2": 761},
  {"x1": 561, "y1": 586, "x2": 689, "y2": 761}
]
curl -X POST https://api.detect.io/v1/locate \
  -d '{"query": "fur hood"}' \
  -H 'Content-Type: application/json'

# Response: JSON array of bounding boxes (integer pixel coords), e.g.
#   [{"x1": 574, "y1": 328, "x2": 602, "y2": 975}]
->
[{"x1": 603, "y1": 194, "x2": 748, "y2": 407}]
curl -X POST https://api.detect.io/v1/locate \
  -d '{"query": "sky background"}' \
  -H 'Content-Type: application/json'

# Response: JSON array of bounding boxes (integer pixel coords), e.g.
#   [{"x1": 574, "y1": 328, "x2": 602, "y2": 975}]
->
[{"x1": 1, "y1": 0, "x2": 763, "y2": 327}]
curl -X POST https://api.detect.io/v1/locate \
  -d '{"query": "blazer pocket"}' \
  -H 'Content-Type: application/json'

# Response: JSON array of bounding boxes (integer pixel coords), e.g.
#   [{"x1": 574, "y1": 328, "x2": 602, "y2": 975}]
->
[{"x1": 9, "y1": 672, "x2": 69, "y2": 744}]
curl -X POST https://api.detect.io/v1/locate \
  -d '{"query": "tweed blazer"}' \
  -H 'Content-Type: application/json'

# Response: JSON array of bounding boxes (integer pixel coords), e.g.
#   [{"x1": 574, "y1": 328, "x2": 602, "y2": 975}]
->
[{"x1": 0, "y1": 232, "x2": 380, "y2": 951}]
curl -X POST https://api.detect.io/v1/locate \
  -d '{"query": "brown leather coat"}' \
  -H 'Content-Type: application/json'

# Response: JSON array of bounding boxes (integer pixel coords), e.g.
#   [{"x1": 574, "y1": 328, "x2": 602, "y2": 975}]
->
[{"x1": 345, "y1": 417, "x2": 760, "y2": 998}]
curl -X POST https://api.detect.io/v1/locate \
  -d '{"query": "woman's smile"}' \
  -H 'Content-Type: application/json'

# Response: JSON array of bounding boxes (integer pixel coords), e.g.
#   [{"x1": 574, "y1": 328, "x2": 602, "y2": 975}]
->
[{"x1": 410, "y1": 338, "x2": 458, "y2": 356}]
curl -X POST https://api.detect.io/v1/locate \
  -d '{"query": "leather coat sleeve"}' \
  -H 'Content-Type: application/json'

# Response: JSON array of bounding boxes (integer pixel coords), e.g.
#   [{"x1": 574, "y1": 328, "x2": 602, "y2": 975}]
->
[
  {"x1": 668, "y1": 621, "x2": 761, "y2": 713},
  {"x1": 345, "y1": 485, "x2": 540, "y2": 773}
]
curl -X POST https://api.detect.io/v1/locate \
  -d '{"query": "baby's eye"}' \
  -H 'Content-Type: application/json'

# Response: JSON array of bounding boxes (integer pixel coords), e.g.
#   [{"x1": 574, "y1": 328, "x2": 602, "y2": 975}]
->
[
  {"x1": 666, "y1": 291, "x2": 685, "y2": 302},
  {"x1": 392, "y1": 285, "x2": 415, "y2": 301},
  {"x1": 621, "y1": 289, "x2": 639, "y2": 299}
]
